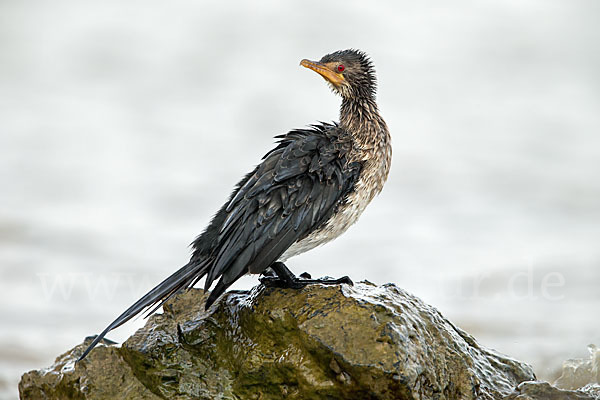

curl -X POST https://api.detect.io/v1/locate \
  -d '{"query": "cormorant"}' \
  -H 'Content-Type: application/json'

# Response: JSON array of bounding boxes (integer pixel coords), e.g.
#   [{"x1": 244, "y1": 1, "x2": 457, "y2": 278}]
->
[{"x1": 78, "y1": 49, "x2": 391, "y2": 361}]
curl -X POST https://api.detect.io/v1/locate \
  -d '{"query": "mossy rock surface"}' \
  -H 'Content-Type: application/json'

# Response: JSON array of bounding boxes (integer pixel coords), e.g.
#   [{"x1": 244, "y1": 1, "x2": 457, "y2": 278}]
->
[{"x1": 21, "y1": 282, "x2": 539, "y2": 399}]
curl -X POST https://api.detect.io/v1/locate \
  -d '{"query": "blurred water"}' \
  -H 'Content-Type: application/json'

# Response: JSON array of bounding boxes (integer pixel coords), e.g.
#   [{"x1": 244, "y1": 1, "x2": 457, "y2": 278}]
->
[{"x1": 1, "y1": 0, "x2": 599, "y2": 398}]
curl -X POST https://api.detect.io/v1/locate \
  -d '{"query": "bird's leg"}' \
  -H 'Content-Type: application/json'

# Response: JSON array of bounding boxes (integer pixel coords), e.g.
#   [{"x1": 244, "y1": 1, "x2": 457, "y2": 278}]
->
[{"x1": 259, "y1": 262, "x2": 353, "y2": 288}]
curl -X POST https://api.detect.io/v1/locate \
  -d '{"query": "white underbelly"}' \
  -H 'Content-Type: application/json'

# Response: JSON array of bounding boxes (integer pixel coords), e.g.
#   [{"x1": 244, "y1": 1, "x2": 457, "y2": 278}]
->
[
  {"x1": 280, "y1": 135, "x2": 391, "y2": 263},
  {"x1": 279, "y1": 180, "x2": 375, "y2": 262}
]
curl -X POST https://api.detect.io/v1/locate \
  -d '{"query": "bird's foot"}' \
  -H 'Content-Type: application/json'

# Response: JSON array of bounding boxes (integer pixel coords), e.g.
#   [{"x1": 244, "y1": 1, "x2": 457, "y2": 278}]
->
[
  {"x1": 259, "y1": 262, "x2": 353, "y2": 289},
  {"x1": 260, "y1": 274, "x2": 354, "y2": 288}
]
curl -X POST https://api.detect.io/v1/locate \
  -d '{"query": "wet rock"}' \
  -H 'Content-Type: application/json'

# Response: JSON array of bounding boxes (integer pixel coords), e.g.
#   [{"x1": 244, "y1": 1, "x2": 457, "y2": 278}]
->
[
  {"x1": 19, "y1": 343, "x2": 161, "y2": 400},
  {"x1": 20, "y1": 282, "x2": 537, "y2": 399},
  {"x1": 555, "y1": 345, "x2": 600, "y2": 391},
  {"x1": 503, "y1": 381, "x2": 600, "y2": 400}
]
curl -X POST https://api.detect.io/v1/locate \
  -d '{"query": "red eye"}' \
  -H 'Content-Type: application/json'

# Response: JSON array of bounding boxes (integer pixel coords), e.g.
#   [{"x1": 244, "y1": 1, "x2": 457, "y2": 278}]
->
[{"x1": 337, "y1": 64, "x2": 345, "y2": 72}]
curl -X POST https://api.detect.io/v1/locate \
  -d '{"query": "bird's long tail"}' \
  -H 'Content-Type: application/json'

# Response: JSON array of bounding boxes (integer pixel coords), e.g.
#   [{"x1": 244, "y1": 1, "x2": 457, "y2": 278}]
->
[{"x1": 77, "y1": 259, "x2": 209, "y2": 361}]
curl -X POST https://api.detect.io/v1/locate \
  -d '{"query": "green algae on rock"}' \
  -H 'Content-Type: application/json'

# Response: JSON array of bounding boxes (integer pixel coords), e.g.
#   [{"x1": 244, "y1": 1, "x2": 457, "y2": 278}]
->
[
  {"x1": 20, "y1": 282, "x2": 536, "y2": 399},
  {"x1": 19, "y1": 343, "x2": 161, "y2": 400}
]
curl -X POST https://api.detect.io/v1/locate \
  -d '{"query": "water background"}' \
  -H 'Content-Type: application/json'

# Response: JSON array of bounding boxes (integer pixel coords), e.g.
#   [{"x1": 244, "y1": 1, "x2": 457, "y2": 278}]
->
[{"x1": 1, "y1": 1, "x2": 599, "y2": 398}]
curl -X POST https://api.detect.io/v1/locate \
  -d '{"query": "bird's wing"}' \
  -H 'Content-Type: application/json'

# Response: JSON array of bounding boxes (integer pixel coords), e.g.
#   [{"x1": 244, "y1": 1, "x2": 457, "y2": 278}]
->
[
  {"x1": 78, "y1": 125, "x2": 360, "y2": 362},
  {"x1": 203, "y1": 125, "x2": 361, "y2": 307}
]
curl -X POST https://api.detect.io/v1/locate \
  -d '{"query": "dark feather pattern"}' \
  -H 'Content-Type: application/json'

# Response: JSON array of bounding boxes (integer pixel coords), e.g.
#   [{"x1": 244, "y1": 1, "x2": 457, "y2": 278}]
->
[
  {"x1": 78, "y1": 123, "x2": 360, "y2": 361},
  {"x1": 200, "y1": 123, "x2": 361, "y2": 306},
  {"x1": 77, "y1": 48, "x2": 390, "y2": 363}
]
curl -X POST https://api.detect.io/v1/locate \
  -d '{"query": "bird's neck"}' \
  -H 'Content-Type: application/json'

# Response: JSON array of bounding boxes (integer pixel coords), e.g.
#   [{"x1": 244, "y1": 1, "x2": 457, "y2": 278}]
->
[
  {"x1": 339, "y1": 95, "x2": 392, "y2": 205},
  {"x1": 339, "y1": 96, "x2": 386, "y2": 149}
]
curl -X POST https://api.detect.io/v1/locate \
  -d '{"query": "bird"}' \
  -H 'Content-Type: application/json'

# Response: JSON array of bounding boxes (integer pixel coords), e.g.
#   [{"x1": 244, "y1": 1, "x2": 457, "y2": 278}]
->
[{"x1": 78, "y1": 49, "x2": 391, "y2": 361}]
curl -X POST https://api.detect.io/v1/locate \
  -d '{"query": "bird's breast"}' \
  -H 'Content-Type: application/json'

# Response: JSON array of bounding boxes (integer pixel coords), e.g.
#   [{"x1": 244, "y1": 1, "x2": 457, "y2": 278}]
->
[{"x1": 280, "y1": 136, "x2": 391, "y2": 262}]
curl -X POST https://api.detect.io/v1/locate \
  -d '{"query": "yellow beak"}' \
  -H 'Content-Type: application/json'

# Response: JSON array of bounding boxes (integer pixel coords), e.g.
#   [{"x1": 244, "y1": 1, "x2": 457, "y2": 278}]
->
[{"x1": 300, "y1": 59, "x2": 345, "y2": 86}]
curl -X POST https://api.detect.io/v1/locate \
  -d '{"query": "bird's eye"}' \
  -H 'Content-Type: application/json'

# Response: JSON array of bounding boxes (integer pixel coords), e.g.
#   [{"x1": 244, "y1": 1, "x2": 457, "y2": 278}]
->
[{"x1": 337, "y1": 64, "x2": 345, "y2": 72}]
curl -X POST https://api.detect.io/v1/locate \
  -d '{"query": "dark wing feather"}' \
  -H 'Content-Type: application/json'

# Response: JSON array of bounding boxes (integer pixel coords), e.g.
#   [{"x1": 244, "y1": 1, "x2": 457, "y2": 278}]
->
[
  {"x1": 203, "y1": 124, "x2": 361, "y2": 308},
  {"x1": 79, "y1": 123, "x2": 360, "y2": 361}
]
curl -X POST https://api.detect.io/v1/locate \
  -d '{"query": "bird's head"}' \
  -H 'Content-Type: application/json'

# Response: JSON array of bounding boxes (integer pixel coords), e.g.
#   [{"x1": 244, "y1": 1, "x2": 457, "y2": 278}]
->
[{"x1": 301, "y1": 49, "x2": 376, "y2": 101}]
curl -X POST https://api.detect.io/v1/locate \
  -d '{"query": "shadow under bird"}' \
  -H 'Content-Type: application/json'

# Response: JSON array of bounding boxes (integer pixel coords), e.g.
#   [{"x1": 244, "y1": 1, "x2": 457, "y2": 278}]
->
[{"x1": 78, "y1": 49, "x2": 392, "y2": 361}]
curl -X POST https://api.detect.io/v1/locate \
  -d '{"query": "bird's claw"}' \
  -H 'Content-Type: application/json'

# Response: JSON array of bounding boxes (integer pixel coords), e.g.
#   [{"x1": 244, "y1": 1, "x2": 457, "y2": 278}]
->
[
  {"x1": 260, "y1": 262, "x2": 352, "y2": 289},
  {"x1": 259, "y1": 275, "x2": 287, "y2": 288},
  {"x1": 259, "y1": 273, "x2": 353, "y2": 289},
  {"x1": 316, "y1": 275, "x2": 353, "y2": 286},
  {"x1": 261, "y1": 268, "x2": 277, "y2": 278},
  {"x1": 336, "y1": 275, "x2": 354, "y2": 286}
]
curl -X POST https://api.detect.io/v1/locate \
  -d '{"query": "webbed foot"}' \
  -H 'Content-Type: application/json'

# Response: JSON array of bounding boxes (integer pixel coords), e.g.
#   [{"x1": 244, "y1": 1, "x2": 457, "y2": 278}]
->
[{"x1": 259, "y1": 262, "x2": 353, "y2": 288}]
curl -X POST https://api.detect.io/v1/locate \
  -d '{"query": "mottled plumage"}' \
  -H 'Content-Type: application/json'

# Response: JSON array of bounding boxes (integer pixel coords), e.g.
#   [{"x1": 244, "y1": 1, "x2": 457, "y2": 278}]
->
[{"x1": 78, "y1": 49, "x2": 391, "y2": 361}]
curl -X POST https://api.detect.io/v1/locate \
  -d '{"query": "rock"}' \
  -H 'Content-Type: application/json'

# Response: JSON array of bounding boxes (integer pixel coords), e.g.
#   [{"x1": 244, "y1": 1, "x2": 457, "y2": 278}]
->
[
  {"x1": 555, "y1": 345, "x2": 600, "y2": 391},
  {"x1": 20, "y1": 282, "x2": 537, "y2": 399},
  {"x1": 503, "y1": 381, "x2": 600, "y2": 400},
  {"x1": 19, "y1": 344, "x2": 161, "y2": 399}
]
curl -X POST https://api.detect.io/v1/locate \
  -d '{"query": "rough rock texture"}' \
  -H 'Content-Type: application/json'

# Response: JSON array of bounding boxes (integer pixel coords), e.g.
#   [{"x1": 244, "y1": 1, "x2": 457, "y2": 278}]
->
[
  {"x1": 504, "y1": 381, "x2": 600, "y2": 400},
  {"x1": 20, "y1": 282, "x2": 537, "y2": 399},
  {"x1": 19, "y1": 345, "x2": 161, "y2": 400},
  {"x1": 555, "y1": 345, "x2": 600, "y2": 391}
]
